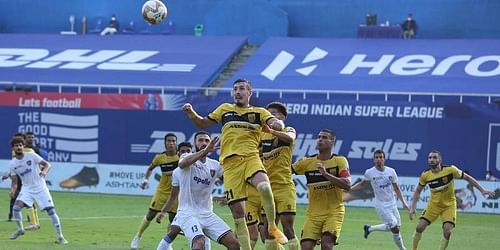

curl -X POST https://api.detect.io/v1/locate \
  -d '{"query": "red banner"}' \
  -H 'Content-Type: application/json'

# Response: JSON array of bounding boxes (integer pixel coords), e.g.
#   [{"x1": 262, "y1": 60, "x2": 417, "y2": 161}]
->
[{"x1": 0, "y1": 92, "x2": 186, "y2": 110}]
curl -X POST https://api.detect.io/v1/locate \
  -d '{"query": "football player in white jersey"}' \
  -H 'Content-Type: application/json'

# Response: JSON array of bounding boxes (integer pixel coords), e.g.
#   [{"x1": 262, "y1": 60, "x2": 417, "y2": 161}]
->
[
  {"x1": 156, "y1": 131, "x2": 240, "y2": 250},
  {"x1": 7, "y1": 137, "x2": 68, "y2": 244},
  {"x1": 350, "y1": 149, "x2": 408, "y2": 250}
]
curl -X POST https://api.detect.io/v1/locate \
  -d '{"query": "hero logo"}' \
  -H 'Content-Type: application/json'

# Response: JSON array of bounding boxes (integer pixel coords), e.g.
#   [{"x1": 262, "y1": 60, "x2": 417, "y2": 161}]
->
[
  {"x1": 261, "y1": 47, "x2": 500, "y2": 80},
  {"x1": 348, "y1": 139, "x2": 421, "y2": 161},
  {"x1": 0, "y1": 48, "x2": 196, "y2": 72}
]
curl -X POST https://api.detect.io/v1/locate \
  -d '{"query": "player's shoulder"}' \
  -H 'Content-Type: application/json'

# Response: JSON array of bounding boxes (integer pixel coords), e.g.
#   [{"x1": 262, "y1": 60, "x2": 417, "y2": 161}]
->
[
  {"x1": 385, "y1": 166, "x2": 397, "y2": 173},
  {"x1": 216, "y1": 103, "x2": 233, "y2": 109},
  {"x1": 206, "y1": 157, "x2": 221, "y2": 166}
]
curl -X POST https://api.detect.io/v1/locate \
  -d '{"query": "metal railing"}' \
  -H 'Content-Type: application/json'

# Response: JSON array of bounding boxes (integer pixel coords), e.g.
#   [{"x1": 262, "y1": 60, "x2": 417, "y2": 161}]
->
[{"x1": 1, "y1": 81, "x2": 499, "y2": 104}]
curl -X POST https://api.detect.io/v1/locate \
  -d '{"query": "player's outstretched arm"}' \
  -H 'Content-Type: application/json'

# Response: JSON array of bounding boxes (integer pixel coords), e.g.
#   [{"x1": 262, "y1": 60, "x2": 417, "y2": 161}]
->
[
  {"x1": 156, "y1": 186, "x2": 180, "y2": 223},
  {"x1": 179, "y1": 137, "x2": 220, "y2": 169},
  {"x1": 266, "y1": 117, "x2": 285, "y2": 131},
  {"x1": 409, "y1": 184, "x2": 424, "y2": 220},
  {"x1": 463, "y1": 173, "x2": 496, "y2": 197},
  {"x1": 350, "y1": 179, "x2": 368, "y2": 191},
  {"x1": 316, "y1": 162, "x2": 351, "y2": 190},
  {"x1": 182, "y1": 103, "x2": 216, "y2": 129}
]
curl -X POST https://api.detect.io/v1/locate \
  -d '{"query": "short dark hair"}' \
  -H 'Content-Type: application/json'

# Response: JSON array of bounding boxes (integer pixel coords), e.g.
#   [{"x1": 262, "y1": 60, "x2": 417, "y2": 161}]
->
[
  {"x1": 193, "y1": 131, "x2": 210, "y2": 142},
  {"x1": 430, "y1": 149, "x2": 442, "y2": 159},
  {"x1": 10, "y1": 137, "x2": 25, "y2": 147},
  {"x1": 320, "y1": 129, "x2": 336, "y2": 140},
  {"x1": 177, "y1": 141, "x2": 192, "y2": 150},
  {"x1": 374, "y1": 149, "x2": 385, "y2": 158},
  {"x1": 164, "y1": 133, "x2": 177, "y2": 141},
  {"x1": 233, "y1": 78, "x2": 252, "y2": 90},
  {"x1": 25, "y1": 132, "x2": 35, "y2": 136},
  {"x1": 14, "y1": 132, "x2": 25, "y2": 139},
  {"x1": 266, "y1": 102, "x2": 288, "y2": 117}
]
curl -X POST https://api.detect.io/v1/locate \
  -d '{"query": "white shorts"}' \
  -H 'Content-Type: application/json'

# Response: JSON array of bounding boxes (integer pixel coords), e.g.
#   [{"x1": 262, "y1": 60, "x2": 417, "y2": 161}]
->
[
  {"x1": 375, "y1": 204, "x2": 401, "y2": 229},
  {"x1": 17, "y1": 187, "x2": 54, "y2": 210},
  {"x1": 172, "y1": 212, "x2": 232, "y2": 246}
]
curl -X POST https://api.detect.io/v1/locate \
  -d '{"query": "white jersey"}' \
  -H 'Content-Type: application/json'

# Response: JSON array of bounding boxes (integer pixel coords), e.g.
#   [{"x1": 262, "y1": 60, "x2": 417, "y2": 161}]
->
[
  {"x1": 364, "y1": 166, "x2": 398, "y2": 207},
  {"x1": 173, "y1": 154, "x2": 223, "y2": 216},
  {"x1": 8, "y1": 152, "x2": 47, "y2": 192}
]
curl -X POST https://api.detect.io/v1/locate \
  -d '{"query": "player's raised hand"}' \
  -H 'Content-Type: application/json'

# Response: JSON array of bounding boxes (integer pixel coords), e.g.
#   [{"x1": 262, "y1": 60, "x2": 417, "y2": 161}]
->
[
  {"x1": 270, "y1": 119, "x2": 284, "y2": 130},
  {"x1": 182, "y1": 103, "x2": 194, "y2": 113},
  {"x1": 205, "y1": 136, "x2": 220, "y2": 153},
  {"x1": 262, "y1": 123, "x2": 273, "y2": 134}
]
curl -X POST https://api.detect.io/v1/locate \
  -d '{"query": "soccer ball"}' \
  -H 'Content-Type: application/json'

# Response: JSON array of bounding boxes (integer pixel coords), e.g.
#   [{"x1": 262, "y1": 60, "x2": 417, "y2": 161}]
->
[{"x1": 142, "y1": 0, "x2": 168, "y2": 25}]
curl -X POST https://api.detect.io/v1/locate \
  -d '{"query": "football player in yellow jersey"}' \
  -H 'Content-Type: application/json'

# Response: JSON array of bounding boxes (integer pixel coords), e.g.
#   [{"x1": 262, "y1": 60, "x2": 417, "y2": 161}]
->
[
  {"x1": 292, "y1": 129, "x2": 351, "y2": 250},
  {"x1": 259, "y1": 102, "x2": 298, "y2": 250},
  {"x1": 182, "y1": 78, "x2": 288, "y2": 249},
  {"x1": 409, "y1": 150, "x2": 495, "y2": 250},
  {"x1": 131, "y1": 133, "x2": 181, "y2": 250}
]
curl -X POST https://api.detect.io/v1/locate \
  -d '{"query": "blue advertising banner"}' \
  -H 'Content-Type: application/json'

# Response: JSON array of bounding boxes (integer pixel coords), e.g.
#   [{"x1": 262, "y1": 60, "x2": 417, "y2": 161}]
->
[
  {"x1": 0, "y1": 34, "x2": 246, "y2": 87},
  {"x1": 225, "y1": 37, "x2": 500, "y2": 94},
  {"x1": 1, "y1": 96, "x2": 499, "y2": 179}
]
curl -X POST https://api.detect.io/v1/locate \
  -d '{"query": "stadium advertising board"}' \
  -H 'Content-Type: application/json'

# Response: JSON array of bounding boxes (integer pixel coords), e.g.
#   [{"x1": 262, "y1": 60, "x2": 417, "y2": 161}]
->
[
  {"x1": 0, "y1": 34, "x2": 246, "y2": 86},
  {"x1": 225, "y1": 37, "x2": 500, "y2": 94},
  {"x1": 0, "y1": 96, "x2": 499, "y2": 178},
  {"x1": 0, "y1": 163, "x2": 497, "y2": 214}
]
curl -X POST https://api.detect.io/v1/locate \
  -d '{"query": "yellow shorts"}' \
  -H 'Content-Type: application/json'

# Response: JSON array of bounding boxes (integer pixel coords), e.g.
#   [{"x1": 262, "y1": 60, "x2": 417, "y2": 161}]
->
[
  {"x1": 301, "y1": 205, "x2": 345, "y2": 242},
  {"x1": 420, "y1": 204, "x2": 456, "y2": 226},
  {"x1": 222, "y1": 154, "x2": 266, "y2": 204},
  {"x1": 245, "y1": 185, "x2": 262, "y2": 225},
  {"x1": 150, "y1": 190, "x2": 178, "y2": 213}
]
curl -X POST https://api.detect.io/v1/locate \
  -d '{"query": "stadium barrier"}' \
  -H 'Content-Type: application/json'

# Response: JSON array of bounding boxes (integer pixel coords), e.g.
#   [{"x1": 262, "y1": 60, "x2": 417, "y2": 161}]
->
[{"x1": 0, "y1": 160, "x2": 498, "y2": 214}]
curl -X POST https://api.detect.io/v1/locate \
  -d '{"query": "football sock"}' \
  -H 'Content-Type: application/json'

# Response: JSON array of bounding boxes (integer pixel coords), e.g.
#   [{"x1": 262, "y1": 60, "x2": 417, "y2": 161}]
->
[
  {"x1": 412, "y1": 231, "x2": 422, "y2": 250},
  {"x1": 47, "y1": 208, "x2": 63, "y2": 237},
  {"x1": 137, "y1": 217, "x2": 151, "y2": 237},
  {"x1": 12, "y1": 204, "x2": 23, "y2": 230},
  {"x1": 265, "y1": 239, "x2": 282, "y2": 250},
  {"x1": 439, "y1": 238, "x2": 449, "y2": 250},
  {"x1": 235, "y1": 217, "x2": 251, "y2": 250},
  {"x1": 251, "y1": 240, "x2": 257, "y2": 249},
  {"x1": 370, "y1": 223, "x2": 390, "y2": 232},
  {"x1": 287, "y1": 237, "x2": 299, "y2": 250},
  {"x1": 256, "y1": 182, "x2": 277, "y2": 229},
  {"x1": 27, "y1": 207, "x2": 38, "y2": 225},
  {"x1": 156, "y1": 235, "x2": 172, "y2": 250},
  {"x1": 392, "y1": 232, "x2": 406, "y2": 250}
]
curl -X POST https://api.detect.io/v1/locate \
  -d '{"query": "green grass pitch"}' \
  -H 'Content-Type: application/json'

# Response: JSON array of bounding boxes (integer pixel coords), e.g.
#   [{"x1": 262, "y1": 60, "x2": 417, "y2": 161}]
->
[{"x1": 0, "y1": 190, "x2": 498, "y2": 249}]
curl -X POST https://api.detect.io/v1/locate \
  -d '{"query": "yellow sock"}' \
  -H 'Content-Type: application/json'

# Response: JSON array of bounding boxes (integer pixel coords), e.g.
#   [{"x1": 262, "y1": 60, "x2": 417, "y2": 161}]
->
[
  {"x1": 440, "y1": 238, "x2": 449, "y2": 250},
  {"x1": 256, "y1": 182, "x2": 277, "y2": 229},
  {"x1": 287, "y1": 237, "x2": 299, "y2": 250},
  {"x1": 412, "y1": 231, "x2": 422, "y2": 250},
  {"x1": 136, "y1": 217, "x2": 151, "y2": 237},
  {"x1": 235, "y1": 217, "x2": 251, "y2": 250},
  {"x1": 251, "y1": 240, "x2": 257, "y2": 249},
  {"x1": 27, "y1": 207, "x2": 38, "y2": 225}
]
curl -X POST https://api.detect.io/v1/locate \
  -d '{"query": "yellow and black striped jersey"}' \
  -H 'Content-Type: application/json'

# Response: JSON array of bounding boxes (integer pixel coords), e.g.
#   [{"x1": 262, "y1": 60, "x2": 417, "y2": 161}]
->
[
  {"x1": 11, "y1": 148, "x2": 35, "y2": 157},
  {"x1": 208, "y1": 103, "x2": 274, "y2": 164},
  {"x1": 261, "y1": 126, "x2": 295, "y2": 186},
  {"x1": 292, "y1": 154, "x2": 350, "y2": 215},
  {"x1": 151, "y1": 152, "x2": 179, "y2": 192},
  {"x1": 418, "y1": 165, "x2": 463, "y2": 207}
]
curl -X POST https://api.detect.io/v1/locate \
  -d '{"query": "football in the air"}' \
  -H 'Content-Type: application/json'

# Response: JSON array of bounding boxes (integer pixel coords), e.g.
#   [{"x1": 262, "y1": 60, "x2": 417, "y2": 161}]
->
[{"x1": 142, "y1": 0, "x2": 168, "y2": 25}]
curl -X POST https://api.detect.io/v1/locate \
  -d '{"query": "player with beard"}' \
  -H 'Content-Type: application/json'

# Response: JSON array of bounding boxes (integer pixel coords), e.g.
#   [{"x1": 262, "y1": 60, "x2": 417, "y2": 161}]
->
[
  {"x1": 409, "y1": 150, "x2": 495, "y2": 250},
  {"x1": 182, "y1": 78, "x2": 288, "y2": 249}
]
